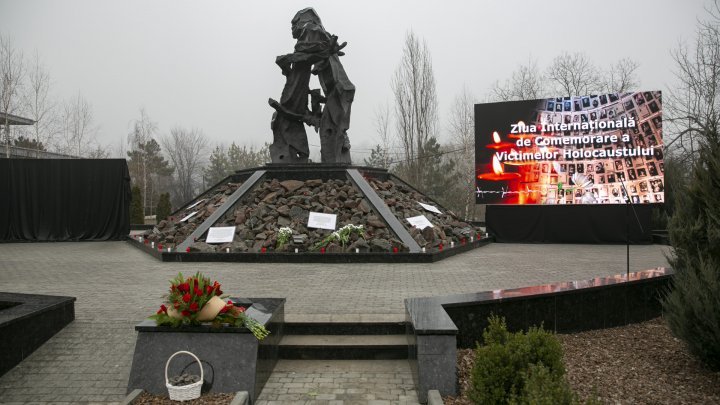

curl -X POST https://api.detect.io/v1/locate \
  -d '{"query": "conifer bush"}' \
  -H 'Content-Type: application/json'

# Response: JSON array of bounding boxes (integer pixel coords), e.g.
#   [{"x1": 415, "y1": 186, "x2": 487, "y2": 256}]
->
[
  {"x1": 130, "y1": 186, "x2": 144, "y2": 224},
  {"x1": 510, "y1": 364, "x2": 578, "y2": 405},
  {"x1": 663, "y1": 137, "x2": 720, "y2": 370},
  {"x1": 468, "y1": 315, "x2": 566, "y2": 404},
  {"x1": 155, "y1": 192, "x2": 172, "y2": 222}
]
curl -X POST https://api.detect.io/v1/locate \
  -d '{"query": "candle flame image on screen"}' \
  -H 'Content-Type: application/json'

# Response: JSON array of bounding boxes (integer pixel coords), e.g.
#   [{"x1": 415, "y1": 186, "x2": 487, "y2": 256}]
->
[
  {"x1": 478, "y1": 150, "x2": 520, "y2": 181},
  {"x1": 493, "y1": 131, "x2": 501, "y2": 143},
  {"x1": 492, "y1": 155, "x2": 504, "y2": 175}
]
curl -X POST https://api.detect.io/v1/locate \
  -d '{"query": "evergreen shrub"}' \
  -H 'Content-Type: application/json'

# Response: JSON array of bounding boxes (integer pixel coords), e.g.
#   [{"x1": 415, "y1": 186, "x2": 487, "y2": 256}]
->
[
  {"x1": 663, "y1": 137, "x2": 720, "y2": 370},
  {"x1": 130, "y1": 186, "x2": 144, "y2": 224},
  {"x1": 155, "y1": 192, "x2": 172, "y2": 222},
  {"x1": 468, "y1": 315, "x2": 565, "y2": 404}
]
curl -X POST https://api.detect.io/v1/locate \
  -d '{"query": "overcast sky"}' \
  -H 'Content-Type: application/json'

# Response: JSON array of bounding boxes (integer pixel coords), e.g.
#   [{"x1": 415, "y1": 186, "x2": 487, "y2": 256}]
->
[{"x1": 0, "y1": 0, "x2": 710, "y2": 160}]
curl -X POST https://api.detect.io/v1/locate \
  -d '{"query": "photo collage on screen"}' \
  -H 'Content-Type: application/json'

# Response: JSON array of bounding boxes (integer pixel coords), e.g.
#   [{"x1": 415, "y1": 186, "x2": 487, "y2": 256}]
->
[{"x1": 522, "y1": 91, "x2": 663, "y2": 204}]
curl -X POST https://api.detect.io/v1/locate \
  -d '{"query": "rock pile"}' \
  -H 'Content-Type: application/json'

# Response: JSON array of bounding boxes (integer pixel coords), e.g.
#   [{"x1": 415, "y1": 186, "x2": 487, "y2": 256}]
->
[
  {"x1": 142, "y1": 174, "x2": 482, "y2": 254},
  {"x1": 168, "y1": 373, "x2": 200, "y2": 387},
  {"x1": 192, "y1": 178, "x2": 405, "y2": 253},
  {"x1": 145, "y1": 182, "x2": 243, "y2": 247},
  {"x1": 368, "y1": 178, "x2": 482, "y2": 248}
]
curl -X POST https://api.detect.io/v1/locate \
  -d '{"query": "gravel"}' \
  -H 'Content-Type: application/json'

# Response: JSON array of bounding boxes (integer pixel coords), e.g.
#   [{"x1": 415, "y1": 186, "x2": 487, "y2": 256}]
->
[
  {"x1": 133, "y1": 392, "x2": 234, "y2": 404},
  {"x1": 445, "y1": 317, "x2": 720, "y2": 404}
]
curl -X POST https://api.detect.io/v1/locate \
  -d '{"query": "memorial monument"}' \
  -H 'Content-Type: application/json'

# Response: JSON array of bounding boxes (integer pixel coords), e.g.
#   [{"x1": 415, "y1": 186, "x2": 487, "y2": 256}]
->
[
  {"x1": 268, "y1": 7, "x2": 354, "y2": 164},
  {"x1": 135, "y1": 8, "x2": 486, "y2": 262}
]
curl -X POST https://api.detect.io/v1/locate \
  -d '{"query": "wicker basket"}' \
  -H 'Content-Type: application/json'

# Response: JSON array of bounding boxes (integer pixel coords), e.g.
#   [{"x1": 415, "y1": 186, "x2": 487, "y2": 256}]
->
[{"x1": 165, "y1": 351, "x2": 204, "y2": 401}]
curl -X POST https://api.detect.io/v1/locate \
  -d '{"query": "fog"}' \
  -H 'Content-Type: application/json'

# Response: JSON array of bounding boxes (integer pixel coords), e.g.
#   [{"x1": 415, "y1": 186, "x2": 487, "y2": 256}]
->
[{"x1": 0, "y1": 0, "x2": 708, "y2": 159}]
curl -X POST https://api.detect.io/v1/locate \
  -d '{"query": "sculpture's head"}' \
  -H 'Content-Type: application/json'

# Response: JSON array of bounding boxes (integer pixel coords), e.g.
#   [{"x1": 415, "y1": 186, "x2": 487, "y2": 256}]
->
[{"x1": 291, "y1": 8, "x2": 323, "y2": 39}]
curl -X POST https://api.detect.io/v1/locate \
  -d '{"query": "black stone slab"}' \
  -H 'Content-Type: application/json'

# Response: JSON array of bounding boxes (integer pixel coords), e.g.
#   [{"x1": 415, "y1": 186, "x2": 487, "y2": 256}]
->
[
  {"x1": 279, "y1": 344, "x2": 407, "y2": 360},
  {"x1": 405, "y1": 308, "x2": 457, "y2": 403},
  {"x1": 239, "y1": 163, "x2": 348, "y2": 182},
  {"x1": 404, "y1": 268, "x2": 673, "y2": 400},
  {"x1": 0, "y1": 292, "x2": 75, "y2": 377},
  {"x1": 127, "y1": 298, "x2": 284, "y2": 404},
  {"x1": 283, "y1": 321, "x2": 406, "y2": 335},
  {"x1": 126, "y1": 235, "x2": 490, "y2": 263},
  {"x1": 440, "y1": 267, "x2": 673, "y2": 345}
]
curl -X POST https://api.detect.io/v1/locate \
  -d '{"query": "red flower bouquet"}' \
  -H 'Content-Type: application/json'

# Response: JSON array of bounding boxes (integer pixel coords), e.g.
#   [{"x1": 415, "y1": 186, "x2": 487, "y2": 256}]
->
[{"x1": 149, "y1": 272, "x2": 269, "y2": 340}]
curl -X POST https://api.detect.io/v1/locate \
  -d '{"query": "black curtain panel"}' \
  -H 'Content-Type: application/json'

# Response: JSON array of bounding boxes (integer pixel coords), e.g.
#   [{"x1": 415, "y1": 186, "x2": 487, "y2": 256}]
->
[
  {"x1": 486, "y1": 204, "x2": 653, "y2": 244},
  {"x1": 0, "y1": 159, "x2": 131, "y2": 241}
]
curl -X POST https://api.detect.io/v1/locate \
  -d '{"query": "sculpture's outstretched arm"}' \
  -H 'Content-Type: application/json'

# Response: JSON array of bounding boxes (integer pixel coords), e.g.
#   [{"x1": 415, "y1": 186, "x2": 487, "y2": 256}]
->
[
  {"x1": 276, "y1": 35, "x2": 347, "y2": 73},
  {"x1": 268, "y1": 98, "x2": 305, "y2": 121},
  {"x1": 268, "y1": 97, "x2": 320, "y2": 129}
]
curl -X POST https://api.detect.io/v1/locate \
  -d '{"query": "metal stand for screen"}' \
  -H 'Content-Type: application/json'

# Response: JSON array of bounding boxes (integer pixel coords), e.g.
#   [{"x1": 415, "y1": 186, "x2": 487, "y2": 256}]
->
[{"x1": 618, "y1": 175, "x2": 645, "y2": 277}]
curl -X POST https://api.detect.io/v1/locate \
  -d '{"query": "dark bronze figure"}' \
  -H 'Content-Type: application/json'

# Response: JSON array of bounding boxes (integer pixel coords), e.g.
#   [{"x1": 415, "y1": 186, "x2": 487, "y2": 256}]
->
[{"x1": 269, "y1": 8, "x2": 354, "y2": 164}]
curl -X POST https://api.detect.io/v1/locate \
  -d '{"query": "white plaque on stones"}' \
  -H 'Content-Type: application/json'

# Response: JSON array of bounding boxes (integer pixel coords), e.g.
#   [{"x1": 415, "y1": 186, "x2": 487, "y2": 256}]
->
[
  {"x1": 418, "y1": 202, "x2": 442, "y2": 214},
  {"x1": 206, "y1": 226, "x2": 236, "y2": 244},
  {"x1": 186, "y1": 199, "x2": 205, "y2": 210},
  {"x1": 307, "y1": 212, "x2": 337, "y2": 230},
  {"x1": 406, "y1": 215, "x2": 434, "y2": 230},
  {"x1": 179, "y1": 211, "x2": 198, "y2": 223}
]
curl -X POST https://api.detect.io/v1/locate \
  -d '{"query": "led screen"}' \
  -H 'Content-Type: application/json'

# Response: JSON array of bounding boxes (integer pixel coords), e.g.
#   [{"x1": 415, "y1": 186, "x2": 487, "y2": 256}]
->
[{"x1": 475, "y1": 91, "x2": 663, "y2": 205}]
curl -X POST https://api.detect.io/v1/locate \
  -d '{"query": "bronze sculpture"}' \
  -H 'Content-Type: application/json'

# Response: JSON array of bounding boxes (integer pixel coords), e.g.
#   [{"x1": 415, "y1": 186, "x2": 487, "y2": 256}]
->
[{"x1": 269, "y1": 8, "x2": 355, "y2": 164}]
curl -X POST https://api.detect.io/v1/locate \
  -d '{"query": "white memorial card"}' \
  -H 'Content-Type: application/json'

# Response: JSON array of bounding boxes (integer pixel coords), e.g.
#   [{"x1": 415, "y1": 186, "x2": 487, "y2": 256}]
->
[
  {"x1": 179, "y1": 211, "x2": 198, "y2": 223},
  {"x1": 186, "y1": 199, "x2": 205, "y2": 210},
  {"x1": 406, "y1": 215, "x2": 434, "y2": 230},
  {"x1": 418, "y1": 202, "x2": 442, "y2": 214},
  {"x1": 307, "y1": 212, "x2": 337, "y2": 230},
  {"x1": 206, "y1": 226, "x2": 236, "y2": 244}
]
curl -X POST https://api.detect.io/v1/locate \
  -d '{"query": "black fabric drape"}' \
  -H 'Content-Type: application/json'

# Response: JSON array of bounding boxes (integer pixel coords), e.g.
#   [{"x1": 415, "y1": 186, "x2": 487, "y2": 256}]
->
[
  {"x1": 0, "y1": 159, "x2": 131, "y2": 241},
  {"x1": 487, "y1": 204, "x2": 653, "y2": 244}
]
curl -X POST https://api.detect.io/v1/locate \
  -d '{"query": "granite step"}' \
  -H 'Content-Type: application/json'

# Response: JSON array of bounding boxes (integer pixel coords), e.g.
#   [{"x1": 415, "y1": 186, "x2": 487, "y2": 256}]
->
[
  {"x1": 283, "y1": 321, "x2": 407, "y2": 335},
  {"x1": 278, "y1": 334, "x2": 409, "y2": 360}
]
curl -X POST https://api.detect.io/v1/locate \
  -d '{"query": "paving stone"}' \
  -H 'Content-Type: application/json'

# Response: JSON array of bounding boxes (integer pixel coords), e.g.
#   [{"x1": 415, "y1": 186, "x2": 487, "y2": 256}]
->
[
  {"x1": 0, "y1": 242, "x2": 668, "y2": 404},
  {"x1": 315, "y1": 394, "x2": 337, "y2": 400}
]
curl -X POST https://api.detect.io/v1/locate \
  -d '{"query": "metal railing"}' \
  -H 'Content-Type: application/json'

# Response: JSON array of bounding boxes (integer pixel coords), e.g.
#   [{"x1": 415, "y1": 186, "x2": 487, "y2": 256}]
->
[{"x1": 1, "y1": 145, "x2": 80, "y2": 159}]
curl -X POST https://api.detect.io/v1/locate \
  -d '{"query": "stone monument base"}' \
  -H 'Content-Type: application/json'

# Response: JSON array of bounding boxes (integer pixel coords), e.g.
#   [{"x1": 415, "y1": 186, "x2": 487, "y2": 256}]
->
[
  {"x1": 133, "y1": 164, "x2": 488, "y2": 262},
  {"x1": 127, "y1": 298, "x2": 284, "y2": 404}
]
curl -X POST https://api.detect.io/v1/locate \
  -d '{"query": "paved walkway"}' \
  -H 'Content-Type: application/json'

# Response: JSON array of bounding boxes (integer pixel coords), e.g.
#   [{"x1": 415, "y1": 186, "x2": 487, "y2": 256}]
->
[
  {"x1": 259, "y1": 360, "x2": 418, "y2": 405},
  {"x1": 0, "y1": 241, "x2": 670, "y2": 404}
]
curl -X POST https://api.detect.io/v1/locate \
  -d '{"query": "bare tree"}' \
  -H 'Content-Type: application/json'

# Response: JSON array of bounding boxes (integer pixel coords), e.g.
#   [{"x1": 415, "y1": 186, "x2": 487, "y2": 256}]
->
[
  {"x1": 490, "y1": 52, "x2": 639, "y2": 102},
  {"x1": 56, "y1": 92, "x2": 97, "y2": 156},
  {"x1": 1, "y1": 34, "x2": 25, "y2": 157},
  {"x1": 602, "y1": 58, "x2": 640, "y2": 93},
  {"x1": 546, "y1": 52, "x2": 602, "y2": 97},
  {"x1": 490, "y1": 58, "x2": 546, "y2": 101},
  {"x1": 666, "y1": 1, "x2": 720, "y2": 165},
  {"x1": 371, "y1": 102, "x2": 393, "y2": 167},
  {"x1": 22, "y1": 51, "x2": 57, "y2": 157},
  {"x1": 391, "y1": 31, "x2": 438, "y2": 186},
  {"x1": 127, "y1": 108, "x2": 158, "y2": 214},
  {"x1": 86, "y1": 145, "x2": 110, "y2": 158},
  {"x1": 162, "y1": 126, "x2": 208, "y2": 204},
  {"x1": 447, "y1": 86, "x2": 477, "y2": 219}
]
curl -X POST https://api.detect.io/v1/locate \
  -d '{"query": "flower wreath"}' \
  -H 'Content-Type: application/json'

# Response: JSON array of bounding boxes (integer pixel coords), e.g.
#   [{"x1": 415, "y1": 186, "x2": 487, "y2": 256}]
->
[{"x1": 149, "y1": 272, "x2": 268, "y2": 340}]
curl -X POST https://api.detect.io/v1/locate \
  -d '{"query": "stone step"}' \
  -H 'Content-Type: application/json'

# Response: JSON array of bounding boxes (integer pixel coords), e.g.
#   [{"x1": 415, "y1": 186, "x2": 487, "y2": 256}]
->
[
  {"x1": 279, "y1": 334, "x2": 409, "y2": 360},
  {"x1": 284, "y1": 321, "x2": 407, "y2": 336}
]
